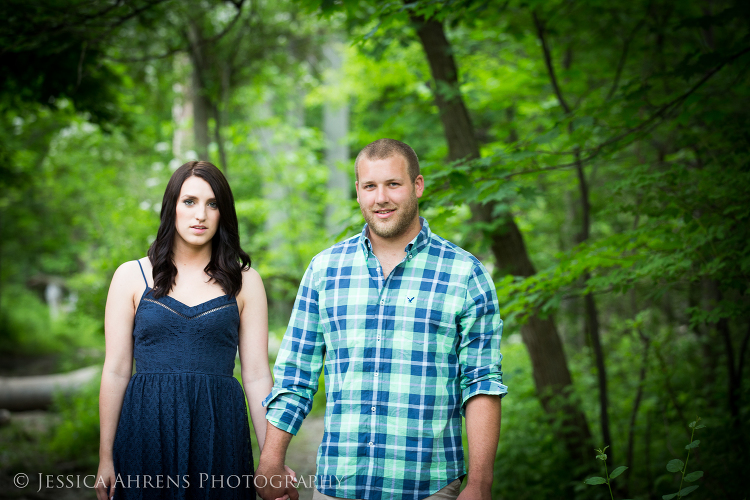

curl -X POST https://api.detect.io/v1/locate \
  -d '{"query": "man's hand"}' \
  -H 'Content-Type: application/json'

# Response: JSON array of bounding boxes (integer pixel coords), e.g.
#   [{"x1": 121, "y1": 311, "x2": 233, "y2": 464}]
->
[
  {"x1": 255, "y1": 422, "x2": 298, "y2": 500},
  {"x1": 456, "y1": 481, "x2": 492, "y2": 500},
  {"x1": 255, "y1": 461, "x2": 298, "y2": 500}
]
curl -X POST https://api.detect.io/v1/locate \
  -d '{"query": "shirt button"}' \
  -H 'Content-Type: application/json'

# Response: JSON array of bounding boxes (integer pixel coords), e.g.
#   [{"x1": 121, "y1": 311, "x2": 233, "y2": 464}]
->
[
  {"x1": 407, "y1": 254, "x2": 412, "y2": 260},
  {"x1": 368, "y1": 442, "x2": 374, "y2": 446},
  {"x1": 374, "y1": 372, "x2": 378, "y2": 377},
  {"x1": 380, "y1": 299, "x2": 385, "y2": 305},
  {"x1": 371, "y1": 407, "x2": 376, "y2": 412}
]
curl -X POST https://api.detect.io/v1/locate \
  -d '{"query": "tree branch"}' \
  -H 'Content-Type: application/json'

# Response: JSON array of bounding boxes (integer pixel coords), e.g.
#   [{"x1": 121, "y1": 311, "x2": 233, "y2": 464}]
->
[
  {"x1": 89, "y1": 0, "x2": 171, "y2": 30},
  {"x1": 625, "y1": 327, "x2": 650, "y2": 495},
  {"x1": 508, "y1": 46, "x2": 750, "y2": 165},
  {"x1": 0, "y1": 0, "x2": 168, "y2": 55},
  {"x1": 594, "y1": 46, "x2": 750, "y2": 153},
  {"x1": 107, "y1": 0, "x2": 245, "y2": 63},
  {"x1": 607, "y1": 17, "x2": 646, "y2": 100},
  {"x1": 76, "y1": 41, "x2": 87, "y2": 88},
  {"x1": 533, "y1": 11, "x2": 571, "y2": 114}
]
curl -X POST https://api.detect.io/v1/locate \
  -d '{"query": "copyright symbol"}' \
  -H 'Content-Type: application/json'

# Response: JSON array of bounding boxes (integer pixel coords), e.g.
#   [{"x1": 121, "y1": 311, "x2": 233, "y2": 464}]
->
[{"x1": 13, "y1": 473, "x2": 29, "y2": 488}]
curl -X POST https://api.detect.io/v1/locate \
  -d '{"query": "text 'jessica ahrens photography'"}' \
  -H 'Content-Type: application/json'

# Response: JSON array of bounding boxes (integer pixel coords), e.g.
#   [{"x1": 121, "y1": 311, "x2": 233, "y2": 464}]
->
[{"x1": 13, "y1": 473, "x2": 342, "y2": 492}]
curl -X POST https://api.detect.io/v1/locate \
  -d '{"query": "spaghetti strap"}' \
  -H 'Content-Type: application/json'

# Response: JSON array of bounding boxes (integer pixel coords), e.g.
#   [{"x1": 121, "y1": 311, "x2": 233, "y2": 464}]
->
[{"x1": 136, "y1": 260, "x2": 149, "y2": 287}]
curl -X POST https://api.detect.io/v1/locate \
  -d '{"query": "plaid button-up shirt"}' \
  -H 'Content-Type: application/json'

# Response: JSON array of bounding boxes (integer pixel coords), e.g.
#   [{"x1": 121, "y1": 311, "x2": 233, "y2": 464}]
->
[{"x1": 263, "y1": 218, "x2": 507, "y2": 500}]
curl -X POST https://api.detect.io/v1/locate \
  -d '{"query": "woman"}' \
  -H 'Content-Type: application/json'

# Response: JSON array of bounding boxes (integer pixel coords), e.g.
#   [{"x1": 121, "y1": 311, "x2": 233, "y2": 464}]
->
[{"x1": 96, "y1": 161, "x2": 275, "y2": 500}]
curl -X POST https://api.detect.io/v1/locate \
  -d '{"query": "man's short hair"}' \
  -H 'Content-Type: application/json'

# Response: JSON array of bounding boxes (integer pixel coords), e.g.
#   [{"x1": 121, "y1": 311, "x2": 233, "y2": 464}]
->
[{"x1": 354, "y1": 138, "x2": 420, "y2": 183}]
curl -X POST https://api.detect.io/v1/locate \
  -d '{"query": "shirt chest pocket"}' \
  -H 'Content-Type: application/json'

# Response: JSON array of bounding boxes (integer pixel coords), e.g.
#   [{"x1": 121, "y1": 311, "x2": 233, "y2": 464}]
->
[
  {"x1": 394, "y1": 294, "x2": 458, "y2": 354},
  {"x1": 318, "y1": 291, "x2": 370, "y2": 351}
]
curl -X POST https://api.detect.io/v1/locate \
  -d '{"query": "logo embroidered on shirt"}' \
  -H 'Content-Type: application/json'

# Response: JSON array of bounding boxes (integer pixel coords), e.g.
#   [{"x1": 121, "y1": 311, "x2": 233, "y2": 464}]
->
[{"x1": 407, "y1": 296, "x2": 415, "y2": 303}]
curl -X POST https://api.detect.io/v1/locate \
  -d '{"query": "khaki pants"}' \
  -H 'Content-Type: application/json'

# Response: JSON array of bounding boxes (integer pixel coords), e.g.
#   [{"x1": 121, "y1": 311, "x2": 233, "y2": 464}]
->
[{"x1": 311, "y1": 478, "x2": 462, "y2": 500}]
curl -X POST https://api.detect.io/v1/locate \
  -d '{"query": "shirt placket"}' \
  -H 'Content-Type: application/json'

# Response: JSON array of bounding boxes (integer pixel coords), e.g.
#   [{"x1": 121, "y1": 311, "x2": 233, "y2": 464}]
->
[
  {"x1": 365, "y1": 247, "x2": 415, "y2": 486},
  {"x1": 365, "y1": 251, "x2": 385, "y2": 474}
]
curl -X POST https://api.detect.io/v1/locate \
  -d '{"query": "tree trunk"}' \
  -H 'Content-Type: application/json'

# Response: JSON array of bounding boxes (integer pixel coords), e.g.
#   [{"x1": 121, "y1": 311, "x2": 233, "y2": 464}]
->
[
  {"x1": 191, "y1": 65, "x2": 210, "y2": 161},
  {"x1": 212, "y1": 102, "x2": 228, "y2": 174},
  {"x1": 711, "y1": 282, "x2": 748, "y2": 427},
  {"x1": 323, "y1": 40, "x2": 351, "y2": 236},
  {"x1": 187, "y1": 21, "x2": 211, "y2": 161},
  {"x1": 533, "y1": 8, "x2": 612, "y2": 458},
  {"x1": 410, "y1": 14, "x2": 592, "y2": 464},
  {"x1": 577, "y1": 159, "x2": 612, "y2": 461},
  {"x1": 171, "y1": 54, "x2": 194, "y2": 162},
  {"x1": 0, "y1": 365, "x2": 99, "y2": 411}
]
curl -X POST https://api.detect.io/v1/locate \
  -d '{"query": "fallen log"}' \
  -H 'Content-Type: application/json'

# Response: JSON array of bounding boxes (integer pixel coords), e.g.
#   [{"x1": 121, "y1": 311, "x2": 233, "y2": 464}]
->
[{"x1": 0, "y1": 365, "x2": 100, "y2": 411}]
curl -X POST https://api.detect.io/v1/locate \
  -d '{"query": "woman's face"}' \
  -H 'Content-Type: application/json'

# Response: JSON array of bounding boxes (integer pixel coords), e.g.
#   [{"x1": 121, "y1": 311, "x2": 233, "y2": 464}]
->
[{"x1": 174, "y1": 175, "x2": 220, "y2": 249}]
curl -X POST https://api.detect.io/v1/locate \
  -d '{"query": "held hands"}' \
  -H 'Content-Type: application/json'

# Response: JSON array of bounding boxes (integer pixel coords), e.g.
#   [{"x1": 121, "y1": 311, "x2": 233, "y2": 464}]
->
[
  {"x1": 256, "y1": 462, "x2": 298, "y2": 500},
  {"x1": 273, "y1": 465, "x2": 297, "y2": 500},
  {"x1": 95, "y1": 461, "x2": 296, "y2": 500}
]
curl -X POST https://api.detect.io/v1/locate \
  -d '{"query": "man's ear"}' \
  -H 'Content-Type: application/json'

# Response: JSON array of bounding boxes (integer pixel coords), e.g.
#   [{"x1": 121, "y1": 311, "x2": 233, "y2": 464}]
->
[{"x1": 414, "y1": 175, "x2": 425, "y2": 199}]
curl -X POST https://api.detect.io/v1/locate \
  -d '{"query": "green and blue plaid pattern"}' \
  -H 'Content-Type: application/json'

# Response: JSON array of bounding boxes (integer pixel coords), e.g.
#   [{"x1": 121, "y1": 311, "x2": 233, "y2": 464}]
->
[{"x1": 263, "y1": 219, "x2": 506, "y2": 500}]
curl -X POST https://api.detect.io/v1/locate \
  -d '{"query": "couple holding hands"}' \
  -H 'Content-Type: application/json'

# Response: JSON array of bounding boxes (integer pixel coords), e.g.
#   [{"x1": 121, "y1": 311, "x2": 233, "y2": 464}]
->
[{"x1": 96, "y1": 139, "x2": 507, "y2": 500}]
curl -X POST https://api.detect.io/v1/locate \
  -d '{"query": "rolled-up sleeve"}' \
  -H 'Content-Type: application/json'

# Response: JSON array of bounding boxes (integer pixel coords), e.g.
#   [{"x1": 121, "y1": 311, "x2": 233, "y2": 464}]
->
[
  {"x1": 262, "y1": 261, "x2": 325, "y2": 435},
  {"x1": 457, "y1": 262, "x2": 507, "y2": 414}
]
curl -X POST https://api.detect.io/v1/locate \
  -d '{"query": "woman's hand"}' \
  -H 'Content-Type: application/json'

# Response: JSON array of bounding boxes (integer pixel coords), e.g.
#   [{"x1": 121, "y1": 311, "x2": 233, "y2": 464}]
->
[
  {"x1": 95, "y1": 459, "x2": 116, "y2": 500},
  {"x1": 272, "y1": 465, "x2": 298, "y2": 500}
]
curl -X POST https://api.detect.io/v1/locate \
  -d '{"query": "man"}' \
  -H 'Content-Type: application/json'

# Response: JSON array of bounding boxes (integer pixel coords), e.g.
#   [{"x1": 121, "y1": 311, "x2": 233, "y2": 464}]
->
[{"x1": 256, "y1": 139, "x2": 507, "y2": 500}]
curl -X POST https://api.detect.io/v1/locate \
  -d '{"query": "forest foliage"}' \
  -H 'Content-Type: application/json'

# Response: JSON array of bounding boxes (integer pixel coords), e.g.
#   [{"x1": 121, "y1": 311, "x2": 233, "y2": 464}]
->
[{"x1": 1, "y1": 0, "x2": 748, "y2": 498}]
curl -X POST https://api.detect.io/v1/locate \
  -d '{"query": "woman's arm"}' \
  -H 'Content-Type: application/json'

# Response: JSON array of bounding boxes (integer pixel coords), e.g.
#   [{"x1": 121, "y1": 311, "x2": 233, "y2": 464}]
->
[
  {"x1": 96, "y1": 262, "x2": 139, "y2": 500},
  {"x1": 237, "y1": 268, "x2": 274, "y2": 451}
]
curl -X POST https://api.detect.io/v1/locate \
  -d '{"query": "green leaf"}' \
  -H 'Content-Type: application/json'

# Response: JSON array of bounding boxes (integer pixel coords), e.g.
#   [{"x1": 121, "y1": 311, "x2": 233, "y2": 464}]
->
[
  {"x1": 609, "y1": 466, "x2": 628, "y2": 479},
  {"x1": 662, "y1": 494, "x2": 678, "y2": 500},
  {"x1": 363, "y1": 21, "x2": 382, "y2": 40},
  {"x1": 532, "y1": 127, "x2": 560, "y2": 145},
  {"x1": 679, "y1": 485, "x2": 700, "y2": 496},
  {"x1": 685, "y1": 440, "x2": 700, "y2": 450},
  {"x1": 666, "y1": 459, "x2": 684, "y2": 472},
  {"x1": 584, "y1": 477, "x2": 607, "y2": 485},
  {"x1": 695, "y1": 424, "x2": 706, "y2": 429},
  {"x1": 684, "y1": 471, "x2": 703, "y2": 482}
]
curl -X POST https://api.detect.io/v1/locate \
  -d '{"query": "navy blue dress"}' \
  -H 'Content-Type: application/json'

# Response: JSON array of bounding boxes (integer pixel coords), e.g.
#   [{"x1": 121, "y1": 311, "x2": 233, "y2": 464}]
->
[{"x1": 113, "y1": 261, "x2": 255, "y2": 499}]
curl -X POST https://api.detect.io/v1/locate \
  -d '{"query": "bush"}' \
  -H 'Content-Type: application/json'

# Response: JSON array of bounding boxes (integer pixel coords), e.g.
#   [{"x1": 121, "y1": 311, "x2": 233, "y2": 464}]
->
[
  {"x1": 0, "y1": 284, "x2": 103, "y2": 365},
  {"x1": 48, "y1": 377, "x2": 101, "y2": 469}
]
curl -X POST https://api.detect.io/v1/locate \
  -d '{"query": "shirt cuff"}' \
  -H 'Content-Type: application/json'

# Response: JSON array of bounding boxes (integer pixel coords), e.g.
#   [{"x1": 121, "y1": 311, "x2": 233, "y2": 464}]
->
[
  {"x1": 262, "y1": 390, "x2": 311, "y2": 436},
  {"x1": 460, "y1": 379, "x2": 508, "y2": 416}
]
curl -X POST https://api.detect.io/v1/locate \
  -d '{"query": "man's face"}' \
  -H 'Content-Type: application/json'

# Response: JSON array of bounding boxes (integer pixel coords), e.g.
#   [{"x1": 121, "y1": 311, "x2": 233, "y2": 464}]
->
[{"x1": 355, "y1": 154, "x2": 424, "y2": 240}]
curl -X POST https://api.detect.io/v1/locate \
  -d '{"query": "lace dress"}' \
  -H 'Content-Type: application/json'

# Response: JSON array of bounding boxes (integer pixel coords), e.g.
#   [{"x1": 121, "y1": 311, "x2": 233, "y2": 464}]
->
[{"x1": 112, "y1": 262, "x2": 255, "y2": 499}]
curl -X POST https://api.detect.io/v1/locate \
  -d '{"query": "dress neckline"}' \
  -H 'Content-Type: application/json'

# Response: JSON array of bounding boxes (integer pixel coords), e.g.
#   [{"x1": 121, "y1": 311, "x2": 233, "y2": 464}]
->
[{"x1": 142, "y1": 286, "x2": 234, "y2": 309}]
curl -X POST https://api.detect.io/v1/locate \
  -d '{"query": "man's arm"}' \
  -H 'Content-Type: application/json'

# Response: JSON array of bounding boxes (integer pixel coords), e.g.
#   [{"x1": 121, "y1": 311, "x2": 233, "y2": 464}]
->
[
  {"x1": 456, "y1": 262, "x2": 507, "y2": 497},
  {"x1": 262, "y1": 261, "x2": 325, "y2": 434},
  {"x1": 456, "y1": 263, "x2": 507, "y2": 412},
  {"x1": 257, "y1": 261, "x2": 325, "y2": 500},
  {"x1": 255, "y1": 423, "x2": 297, "y2": 500},
  {"x1": 459, "y1": 395, "x2": 501, "y2": 500}
]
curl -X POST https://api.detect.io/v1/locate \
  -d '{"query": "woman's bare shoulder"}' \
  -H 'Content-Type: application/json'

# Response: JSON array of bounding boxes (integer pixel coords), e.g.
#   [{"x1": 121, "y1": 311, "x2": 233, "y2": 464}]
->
[
  {"x1": 238, "y1": 266, "x2": 265, "y2": 301},
  {"x1": 110, "y1": 258, "x2": 150, "y2": 295}
]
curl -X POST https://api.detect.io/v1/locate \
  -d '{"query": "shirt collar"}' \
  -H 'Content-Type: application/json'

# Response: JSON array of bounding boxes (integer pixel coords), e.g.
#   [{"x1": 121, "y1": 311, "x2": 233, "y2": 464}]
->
[{"x1": 360, "y1": 217, "x2": 431, "y2": 259}]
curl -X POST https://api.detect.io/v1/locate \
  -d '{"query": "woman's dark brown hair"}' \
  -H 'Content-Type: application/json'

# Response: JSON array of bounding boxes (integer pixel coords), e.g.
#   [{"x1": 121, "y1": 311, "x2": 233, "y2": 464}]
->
[{"x1": 147, "y1": 161, "x2": 250, "y2": 298}]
